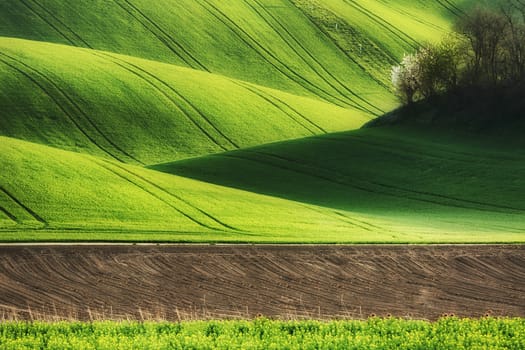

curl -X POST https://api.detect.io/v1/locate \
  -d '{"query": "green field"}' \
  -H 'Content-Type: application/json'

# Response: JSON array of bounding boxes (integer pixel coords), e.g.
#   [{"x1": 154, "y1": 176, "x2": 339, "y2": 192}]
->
[
  {"x1": 1, "y1": 318, "x2": 523, "y2": 350},
  {"x1": 1, "y1": 0, "x2": 523, "y2": 243}
]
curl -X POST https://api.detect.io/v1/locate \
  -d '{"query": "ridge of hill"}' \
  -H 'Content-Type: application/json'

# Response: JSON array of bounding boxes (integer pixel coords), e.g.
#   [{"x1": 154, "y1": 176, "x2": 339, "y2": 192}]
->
[
  {"x1": 2, "y1": 0, "x2": 517, "y2": 243},
  {"x1": 0, "y1": 37, "x2": 370, "y2": 164},
  {"x1": 0, "y1": 0, "x2": 472, "y2": 113},
  {"x1": 152, "y1": 125, "x2": 525, "y2": 242},
  {"x1": 2, "y1": 135, "x2": 523, "y2": 243}
]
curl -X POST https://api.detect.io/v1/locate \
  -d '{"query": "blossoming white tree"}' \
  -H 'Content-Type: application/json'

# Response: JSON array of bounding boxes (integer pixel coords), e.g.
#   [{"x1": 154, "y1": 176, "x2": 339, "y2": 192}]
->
[{"x1": 391, "y1": 53, "x2": 421, "y2": 105}]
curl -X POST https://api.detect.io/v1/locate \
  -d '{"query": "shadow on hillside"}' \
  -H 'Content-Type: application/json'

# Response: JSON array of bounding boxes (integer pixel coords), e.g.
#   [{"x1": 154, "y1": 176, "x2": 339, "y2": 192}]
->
[{"x1": 150, "y1": 125, "x2": 525, "y2": 214}]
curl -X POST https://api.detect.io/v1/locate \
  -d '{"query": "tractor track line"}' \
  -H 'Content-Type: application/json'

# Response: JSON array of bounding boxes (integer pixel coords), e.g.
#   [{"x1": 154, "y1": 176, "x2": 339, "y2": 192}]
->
[
  {"x1": 232, "y1": 81, "x2": 317, "y2": 135},
  {"x1": 0, "y1": 54, "x2": 128, "y2": 164},
  {"x1": 436, "y1": 0, "x2": 464, "y2": 17},
  {"x1": 322, "y1": 134, "x2": 523, "y2": 171},
  {"x1": 249, "y1": 0, "x2": 383, "y2": 116},
  {"x1": 0, "y1": 187, "x2": 46, "y2": 225},
  {"x1": 225, "y1": 151, "x2": 521, "y2": 214},
  {"x1": 18, "y1": 0, "x2": 75, "y2": 46},
  {"x1": 121, "y1": 0, "x2": 209, "y2": 71},
  {"x1": 91, "y1": 52, "x2": 232, "y2": 152},
  {"x1": 92, "y1": 160, "x2": 222, "y2": 232},
  {"x1": 250, "y1": 150, "x2": 525, "y2": 213},
  {"x1": 342, "y1": 0, "x2": 419, "y2": 49},
  {"x1": 235, "y1": 80, "x2": 326, "y2": 133},
  {"x1": 113, "y1": 0, "x2": 209, "y2": 71},
  {"x1": 8, "y1": 54, "x2": 142, "y2": 164},
  {"x1": 196, "y1": 0, "x2": 358, "y2": 110},
  {"x1": 28, "y1": 0, "x2": 93, "y2": 48},
  {"x1": 0, "y1": 205, "x2": 17, "y2": 223},
  {"x1": 290, "y1": 2, "x2": 395, "y2": 96},
  {"x1": 106, "y1": 160, "x2": 243, "y2": 233}
]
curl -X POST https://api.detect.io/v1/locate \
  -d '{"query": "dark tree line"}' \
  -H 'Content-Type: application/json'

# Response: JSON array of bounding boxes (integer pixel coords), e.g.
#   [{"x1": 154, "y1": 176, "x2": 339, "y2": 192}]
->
[{"x1": 392, "y1": 0, "x2": 525, "y2": 105}]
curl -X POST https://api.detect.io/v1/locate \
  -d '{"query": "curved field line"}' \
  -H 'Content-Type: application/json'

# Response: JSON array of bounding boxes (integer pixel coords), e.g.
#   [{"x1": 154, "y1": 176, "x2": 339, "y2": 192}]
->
[
  {"x1": 0, "y1": 54, "x2": 127, "y2": 164},
  {"x1": 290, "y1": 2, "x2": 395, "y2": 95},
  {"x1": 28, "y1": 0, "x2": 92, "y2": 48},
  {"x1": 230, "y1": 150, "x2": 523, "y2": 214},
  {"x1": 0, "y1": 187, "x2": 46, "y2": 225},
  {"x1": 435, "y1": 0, "x2": 464, "y2": 17},
  {"x1": 322, "y1": 134, "x2": 523, "y2": 169},
  {"x1": 0, "y1": 205, "x2": 17, "y2": 223},
  {"x1": 17, "y1": 0, "x2": 75, "y2": 46},
  {"x1": 0, "y1": 53, "x2": 143, "y2": 164},
  {"x1": 231, "y1": 81, "x2": 318, "y2": 135},
  {"x1": 112, "y1": 167, "x2": 244, "y2": 232},
  {"x1": 112, "y1": 0, "x2": 209, "y2": 71},
  {"x1": 234, "y1": 80, "x2": 327, "y2": 133},
  {"x1": 342, "y1": 0, "x2": 419, "y2": 49},
  {"x1": 122, "y1": 0, "x2": 210, "y2": 71},
  {"x1": 248, "y1": 0, "x2": 383, "y2": 116},
  {"x1": 104, "y1": 160, "x2": 243, "y2": 232},
  {"x1": 253, "y1": 150, "x2": 525, "y2": 213},
  {"x1": 196, "y1": 0, "x2": 361, "y2": 110},
  {"x1": 91, "y1": 160, "x2": 221, "y2": 232},
  {"x1": 93, "y1": 52, "x2": 237, "y2": 150}
]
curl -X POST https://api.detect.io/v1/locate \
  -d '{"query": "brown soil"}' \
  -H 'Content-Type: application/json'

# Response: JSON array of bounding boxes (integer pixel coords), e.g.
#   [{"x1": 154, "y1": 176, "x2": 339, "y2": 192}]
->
[{"x1": 0, "y1": 244, "x2": 523, "y2": 321}]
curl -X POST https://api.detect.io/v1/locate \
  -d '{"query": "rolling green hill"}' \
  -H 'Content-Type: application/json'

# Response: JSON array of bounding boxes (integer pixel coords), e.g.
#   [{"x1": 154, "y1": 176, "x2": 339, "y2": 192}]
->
[
  {"x1": 153, "y1": 125, "x2": 525, "y2": 242},
  {"x1": 2, "y1": 0, "x2": 521, "y2": 243},
  {"x1": 0, "y1": 37, "x2": 368, "y2": 164},
  {"x1": 2, "y1": 133, "x2": 523, "y2": 243}
]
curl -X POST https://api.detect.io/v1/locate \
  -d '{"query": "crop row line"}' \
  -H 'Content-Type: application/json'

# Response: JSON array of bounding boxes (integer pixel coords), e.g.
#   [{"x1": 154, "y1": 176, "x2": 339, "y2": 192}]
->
[
  {"x1": 196, "y1": 0, "x2": 365, "y2": 110},
  {"x1": 342, "y1": 0, "x2": 419, "y2": 50},
  {"x1": 0, "y1": 52, "x2": 141, "y2": 164},
  {"x1": 232, "y1": 81, "x2": 320, "y2": 135},
  {"x1": 229, "y1": 150, "x2": 524, "y2": 214},
  {"x1": 94, "y1": 159, "x2": 242, "y2": 233},
  {"x1": 0, "y1": 186, "x2": 47, "y2": 225},
  {"x1": 290, "y1": 1, "x2": 396, "y2": 96},
  {"x1": 92, "y1": 52, "x2": 237, "y2": 152},
  {"x1": 113, "y1": 0, "x2": 209, "y2": 71},
  {"x1": 26, "y1": 0, "x2": 92, "y2": 48},
  {"x1": 253, "y1": 149, "x2": 525, "y2": 213},
  {"x1": 247, "y1": 0, "x2": 382, "y2": 116}
]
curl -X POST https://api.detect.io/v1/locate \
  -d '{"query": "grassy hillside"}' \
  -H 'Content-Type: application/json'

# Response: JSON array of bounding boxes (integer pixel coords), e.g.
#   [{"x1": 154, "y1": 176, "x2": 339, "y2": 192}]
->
[
  {"x1": 0, "y1": 37, "x2": 371, "y2": 164},
  {"x1": 1, "y1": 135, "x2": 523, "y2": 243},
  {"x1": 0, "y1": 136, "x2": 433, "y2": 243},
  {"x1": 2, "y1": 0, "x2": 519, "y2": 243},
  {"x1": 153, "y1": 126, "x2": 525, "y2": 242},
  {"x1": 0, "y1": 0, "x2": 472, "y2": 114}
]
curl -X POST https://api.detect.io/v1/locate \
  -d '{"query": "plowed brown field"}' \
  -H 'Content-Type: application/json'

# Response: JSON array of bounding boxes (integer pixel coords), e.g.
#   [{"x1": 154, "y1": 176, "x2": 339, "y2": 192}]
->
[{"x1": 0, "y1": 245, "x2": 524, "y2": 321}]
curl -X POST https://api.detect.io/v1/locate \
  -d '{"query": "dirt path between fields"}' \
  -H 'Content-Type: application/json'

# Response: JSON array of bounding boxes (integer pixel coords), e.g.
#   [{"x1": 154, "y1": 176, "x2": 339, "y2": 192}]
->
[{"x1": 0, "y1": 245, "x2": 523, "y2": 321}]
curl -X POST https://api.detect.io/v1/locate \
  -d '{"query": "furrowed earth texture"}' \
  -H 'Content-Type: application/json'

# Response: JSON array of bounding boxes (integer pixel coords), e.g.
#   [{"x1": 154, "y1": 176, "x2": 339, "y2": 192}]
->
[{"x1": 0, "y1": 0, "x2": 524, "y2": 321}]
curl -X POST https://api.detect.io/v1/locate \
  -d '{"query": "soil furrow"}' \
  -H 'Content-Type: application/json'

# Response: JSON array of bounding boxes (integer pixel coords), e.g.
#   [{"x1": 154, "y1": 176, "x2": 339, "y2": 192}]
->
[{"x1": 0, "y1": 245, "x2": 522, "y2": 321}]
